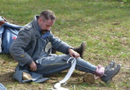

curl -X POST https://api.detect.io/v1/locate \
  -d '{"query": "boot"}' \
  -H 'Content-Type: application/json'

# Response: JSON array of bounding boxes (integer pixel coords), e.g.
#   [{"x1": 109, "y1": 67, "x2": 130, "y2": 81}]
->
[
  {"x1": 52, "y1": 47, "x2": 56, "y2": 54},
  {"x1": 105, "y1": 61, "x2": 115, "y2": 70},
  {"x1": 73, "y1": 41, "x2": 86, "y2": 58},
  {"x1": 95, "y1": 61, "x2": 115, "y2": 77},
  {"x1": 101, "y1": 64, "x2": 121, "y2": 83}
]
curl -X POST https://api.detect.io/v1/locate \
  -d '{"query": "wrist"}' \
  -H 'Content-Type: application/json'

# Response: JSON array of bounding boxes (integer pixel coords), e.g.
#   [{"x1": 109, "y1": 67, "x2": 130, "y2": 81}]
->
[
  {"x1": 27, "y1": 60, "x2": 33, "y2": 66},
  {"x1": 68, "y1": 47, "x2": 74, "y2": 52}
]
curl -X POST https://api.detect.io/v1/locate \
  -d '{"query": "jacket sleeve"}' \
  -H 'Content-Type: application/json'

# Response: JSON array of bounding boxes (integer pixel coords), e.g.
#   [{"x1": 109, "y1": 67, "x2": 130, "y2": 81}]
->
[
  {"x1": 9, "y1": 28, "x2": 33, "y2": 66},
  {"x1": 50, "y1": 33, "x2": 72, "y2": 54}
]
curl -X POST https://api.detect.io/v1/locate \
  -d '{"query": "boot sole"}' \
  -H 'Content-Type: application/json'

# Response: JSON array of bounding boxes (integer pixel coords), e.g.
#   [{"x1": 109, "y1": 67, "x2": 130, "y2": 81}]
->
[
  {"x1": 83, "y1": 73, "x2": 95, "y2": 84},
  {"x1": 22, "y1": 72, "x2": 32, "y2": 80}
]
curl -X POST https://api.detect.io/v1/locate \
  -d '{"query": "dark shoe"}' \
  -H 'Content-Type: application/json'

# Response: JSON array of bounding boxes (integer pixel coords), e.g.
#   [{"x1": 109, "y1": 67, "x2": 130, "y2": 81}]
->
[
  {"x1": 105, "y1": 61, "x2": 115, "y2": 70},
  {"x1": 83, "y1": 73, "x2": 95, "y2": 84},
  {"x1": 73, "y1": 41, "x2": 86, "y2": 58},
  {"x1": 101, "y1": 64, "x2": 121, "y2": 83}
]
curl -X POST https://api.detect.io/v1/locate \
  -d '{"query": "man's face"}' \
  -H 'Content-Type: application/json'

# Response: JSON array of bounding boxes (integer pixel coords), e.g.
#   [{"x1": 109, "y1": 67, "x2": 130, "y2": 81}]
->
[{"x1": 38, "y1": 18, "x2": 54, "y2": 34}]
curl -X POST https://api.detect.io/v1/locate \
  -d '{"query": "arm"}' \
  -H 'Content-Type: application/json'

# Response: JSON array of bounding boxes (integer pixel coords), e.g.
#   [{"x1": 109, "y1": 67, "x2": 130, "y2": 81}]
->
[
  {"x1": 9, "y1": 28, "x2": 33, "y2": 66},
  {"x1": 50, "y1": 34, "x2": 71, "y2": 54},
  {"x1": 10, "y1": 28, "x2": 37, "y2": 71},
  {"x1": 50, "y1": 32, "x2": 80, "y2": 58}
]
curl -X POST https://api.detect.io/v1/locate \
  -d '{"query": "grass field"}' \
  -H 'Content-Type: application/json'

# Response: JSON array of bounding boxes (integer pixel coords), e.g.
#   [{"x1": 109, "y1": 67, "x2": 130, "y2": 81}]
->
[{"x1": 0, "y1": 0, "x2": 130, "y2": 90}]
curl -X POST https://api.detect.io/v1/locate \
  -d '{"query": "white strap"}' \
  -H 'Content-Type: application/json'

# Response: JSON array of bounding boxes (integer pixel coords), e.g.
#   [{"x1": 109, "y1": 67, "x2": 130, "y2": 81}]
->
[{"x1": 51, "y1": 57, "x2": 77, "y2": 90}]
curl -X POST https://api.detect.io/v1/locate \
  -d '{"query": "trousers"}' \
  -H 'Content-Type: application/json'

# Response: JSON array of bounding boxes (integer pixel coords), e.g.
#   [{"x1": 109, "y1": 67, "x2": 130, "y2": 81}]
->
[{"x1": 35, "y1": 54, "x2": 97, "y2": 76}]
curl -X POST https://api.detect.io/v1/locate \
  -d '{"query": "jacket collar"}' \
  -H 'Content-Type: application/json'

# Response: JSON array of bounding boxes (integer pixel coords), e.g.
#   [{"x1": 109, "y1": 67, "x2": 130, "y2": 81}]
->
[{"x1": 32, "y1": 15, "x2": 41, "y2": 37}]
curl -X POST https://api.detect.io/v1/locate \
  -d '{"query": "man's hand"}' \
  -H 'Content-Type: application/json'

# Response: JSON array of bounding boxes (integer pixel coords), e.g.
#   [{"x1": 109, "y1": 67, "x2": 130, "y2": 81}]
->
[
  {"x1": 69, "y1": 48, "x2": 80, "y2": 58},
  {"x1": 30, "y1": 61, "x2": 37, "y2": 71}
]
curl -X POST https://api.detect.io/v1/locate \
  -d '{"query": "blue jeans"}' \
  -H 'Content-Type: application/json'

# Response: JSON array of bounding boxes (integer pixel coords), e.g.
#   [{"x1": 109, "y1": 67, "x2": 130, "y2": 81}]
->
[{"x1": 35, "y1": 54, "x2": 97, "y2": 76}]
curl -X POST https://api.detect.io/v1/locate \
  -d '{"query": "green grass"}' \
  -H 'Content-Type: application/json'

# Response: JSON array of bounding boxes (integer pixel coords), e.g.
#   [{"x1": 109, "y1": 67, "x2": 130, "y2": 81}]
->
[{"x1": 0, "y1": 0, "x2": 130, "y2": 90}]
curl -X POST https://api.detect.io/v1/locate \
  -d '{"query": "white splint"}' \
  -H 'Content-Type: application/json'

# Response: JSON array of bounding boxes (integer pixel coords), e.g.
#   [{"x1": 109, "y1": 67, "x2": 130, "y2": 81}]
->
[{"x1": 49, "y1": 57, "x2": 77, "y2": 90}]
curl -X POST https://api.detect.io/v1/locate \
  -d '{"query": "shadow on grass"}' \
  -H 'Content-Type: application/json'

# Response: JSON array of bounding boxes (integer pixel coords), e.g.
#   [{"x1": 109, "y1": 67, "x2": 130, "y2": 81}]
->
[
  {"x1": 0, "y1": 71, "x2": 116, "y2": 89},
  {"x1": 0, "y1": 72, "x2": 15, "y2": 85}
]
